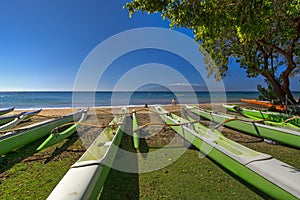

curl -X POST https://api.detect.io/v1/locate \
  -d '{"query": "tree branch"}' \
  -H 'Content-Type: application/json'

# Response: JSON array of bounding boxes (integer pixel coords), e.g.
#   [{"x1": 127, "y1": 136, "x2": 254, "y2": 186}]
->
[
  {"x1": 257, "y1": 39, "x2": 289, "y2": 57},
  {"x1": 256, "y1": 42, "x2": 269, "y2": 71}
]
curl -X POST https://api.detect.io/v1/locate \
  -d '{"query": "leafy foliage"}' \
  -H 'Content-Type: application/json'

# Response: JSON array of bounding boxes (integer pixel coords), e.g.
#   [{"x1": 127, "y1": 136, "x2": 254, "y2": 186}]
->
[
  {"x1": 126, "y1": 0, "x2": 300, "y2": 102},
  {"x1": 257, "y1": 83, "x2": 280, "y2": 103}
]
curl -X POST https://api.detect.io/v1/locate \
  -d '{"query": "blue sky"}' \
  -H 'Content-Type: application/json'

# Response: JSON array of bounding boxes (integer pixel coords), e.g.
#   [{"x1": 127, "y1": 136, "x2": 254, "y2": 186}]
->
[{"x1": 0, "y1": 0, "x2": 298, "y2": 91}]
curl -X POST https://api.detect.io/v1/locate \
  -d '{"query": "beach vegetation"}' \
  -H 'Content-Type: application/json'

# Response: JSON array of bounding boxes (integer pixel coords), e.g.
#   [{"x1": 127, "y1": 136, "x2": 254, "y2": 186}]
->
[
  {"x1": 125, "y1": 0, "x2": 300, "y2": 103},
  {"x1": 257, "y1": 81, "x2": 281, "y2": 103}
]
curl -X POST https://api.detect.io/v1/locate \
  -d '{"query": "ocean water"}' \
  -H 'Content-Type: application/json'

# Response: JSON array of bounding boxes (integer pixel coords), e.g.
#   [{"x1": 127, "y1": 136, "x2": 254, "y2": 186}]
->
[{"x1": 0, "y1": 91, "x2": 299, "y2": 109}]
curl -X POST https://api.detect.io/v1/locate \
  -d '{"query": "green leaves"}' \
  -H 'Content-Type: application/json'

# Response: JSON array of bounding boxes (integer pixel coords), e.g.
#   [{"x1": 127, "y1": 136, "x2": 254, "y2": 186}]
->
[{"x1": 125, "y1": 0, "x2": 300, "y2": 102}]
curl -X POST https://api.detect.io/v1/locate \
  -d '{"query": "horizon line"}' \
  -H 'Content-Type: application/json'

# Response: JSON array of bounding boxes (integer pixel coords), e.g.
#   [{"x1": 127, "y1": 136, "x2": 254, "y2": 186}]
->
[{"x1": 1, "y1": 90, "x2": 300, "y2": 92}]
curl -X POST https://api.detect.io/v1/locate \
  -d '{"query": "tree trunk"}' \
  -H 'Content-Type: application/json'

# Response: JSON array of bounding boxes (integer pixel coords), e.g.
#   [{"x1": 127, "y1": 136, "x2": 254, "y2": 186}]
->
[
  {"x1": 262, "y1": 72, "x2": 295, "y2": 104},
  {"x1": 281, "y1": 75, "x2": 296, "y2": 104},
  {"x1": 281, "y1": 58, "x2": 297, "y2": 104}
]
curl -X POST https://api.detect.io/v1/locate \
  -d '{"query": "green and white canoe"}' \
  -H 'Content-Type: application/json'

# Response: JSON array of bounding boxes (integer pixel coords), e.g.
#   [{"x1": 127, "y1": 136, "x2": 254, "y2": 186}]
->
[
  {"x1": 223, "y1": 105, "x2": 300, "y2": 129},
  {"x1": 0, "y1": 109, "x2": 41, "y2": 127},
  {"x1": 0, "y1": 109, "x2": 42, "y2": 131},
  {"x1": 156, "y1": 106, "x2": 300, "y2": 199},
  {"x1": 36, "y1": 110, "x2": 88, "y2": 151},
  {"x1": 0, "y1": 113, "x2": 22, "y2": 126},
  {"x1": 0, "y1": 109, "x2": 87, "y2": 155},
  {"x1": 187, "y1": 105, "x2": 300, "y2": 148},
  {"x1": 239, "y1": 108, "x2": 300, "y2": 127},
  {"x1": 47, "y1": 107, "x2": 127, "y2": 200},
  {"x1": 132, "y1": 110, "x2": 139, "y2": 149}
]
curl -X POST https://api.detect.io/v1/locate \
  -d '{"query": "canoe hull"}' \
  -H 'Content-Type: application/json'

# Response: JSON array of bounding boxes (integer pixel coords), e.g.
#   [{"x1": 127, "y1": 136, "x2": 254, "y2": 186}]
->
[
  {"x1": 0, "y1": 109, "x2": 42, "y2": 131},
  {"x1": 36, "y1": 111, "x2": 88, "y2": 150},
  {"x1": 240, "y1": 108, "x2": 300, "y2": 128},
  {"x1": 132, "y1": 111, "x2": 139, "y2": 149},
  {"x1": 0, "y1": 110, "x2": 86, "y2": 155},
  {"x1": 189, "y1": 107, "x2": 300, "y2": 148},
  {"x1": 157, "y1": 106, "x2": 300, "y2": 199},
  {"x1": 47, "y1": 108, "x2": 127, "y2": 200}
]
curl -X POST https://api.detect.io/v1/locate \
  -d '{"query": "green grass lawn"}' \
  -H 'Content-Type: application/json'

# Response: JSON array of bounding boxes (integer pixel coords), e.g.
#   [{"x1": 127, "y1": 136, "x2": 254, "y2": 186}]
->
[{"x1": 96, "y1": 146, "x2": 268, "y2": 200}]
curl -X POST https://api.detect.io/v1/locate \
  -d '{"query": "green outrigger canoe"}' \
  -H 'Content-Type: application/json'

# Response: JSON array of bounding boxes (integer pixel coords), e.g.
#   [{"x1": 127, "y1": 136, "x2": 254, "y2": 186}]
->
[
  {"x1": 239, "y1": 108, "x2": 299, "y2": 127},
  {"x1": 156, "y1": 106, "x2": 300, "y2": 199},
  {"x1": 36, "y1": 110, "x2": 88, "y2": 151},
  {"x1": 0, "y1": 109, "x2": 42, "y2": 131},
  {"x1": 47, "y1": 107, "x2": 127, "y2": 200},
  {"x1": 0, "y1": 109, "x2": 87, "y2": 156},
  {"x1": 186, "y1": 105, "x2": 300, "y2": 148},
  {"x1": 223, "y1": 104, "x2": 300, "y2": 129},
  {"x1": 0, "y1": 112, "x2": 26, "y2": 126},
  {"x1": 132, "y1": 110, "x2": 139, "y2": 149}
]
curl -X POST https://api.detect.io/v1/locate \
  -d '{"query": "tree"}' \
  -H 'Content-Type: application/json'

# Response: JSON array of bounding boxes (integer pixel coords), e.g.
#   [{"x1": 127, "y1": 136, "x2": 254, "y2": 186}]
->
[{"x1": 126, "y1": 0, "x2": 300, "y2": 103}]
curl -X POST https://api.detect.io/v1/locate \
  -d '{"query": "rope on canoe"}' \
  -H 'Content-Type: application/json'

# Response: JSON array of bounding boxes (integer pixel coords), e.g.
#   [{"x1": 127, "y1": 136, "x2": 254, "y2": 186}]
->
[
  {"x1": 51, "y1": 119, "x2": 203, "y2": 134},
  {"x1": 212, "y1": 118, "x2": 239, "y2": 130},
  {"x1": 135, "y1": 120, "x2": 201, "y2": 132},
  {"x1": 284, "y1": 115, "x2": 300, "y2": 123},
  {"x1": 0, "y1": 114, "x2": 68, "y2": 134},
  {"x1": 95, "y1": 108, "x2": 169, "y2": 116},
  {"x1": 212, "y1": 117, "x2": 267, "y2": 130},
  {"x1": 0, "y1": 108, "x2": 190, "y2": 135},
  {"x1": 50, "y1": 121, "x2": 126, "y2": 134},
  {"x1": 35, "y1": 114, "x2": 64, "y2": 119}
]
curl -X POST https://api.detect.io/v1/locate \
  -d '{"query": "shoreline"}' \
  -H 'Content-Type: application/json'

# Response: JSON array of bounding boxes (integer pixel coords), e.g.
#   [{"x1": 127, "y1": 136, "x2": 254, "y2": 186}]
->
[
  {"x1": 9, "y1": 102, "x2": 248, "y2": 117},
  {"x1": 12, "y1": 102, "x2": 243, "y2": 111}
]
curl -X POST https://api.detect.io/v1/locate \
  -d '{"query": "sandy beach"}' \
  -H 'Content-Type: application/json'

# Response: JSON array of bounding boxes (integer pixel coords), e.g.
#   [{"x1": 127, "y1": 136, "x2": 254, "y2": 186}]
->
[
  {"x1": 2, "y1": 102, "x2": 287, "y2": 153},
  {"x1": 5, "y1": 103, "x2": 272, "y2": 145},
  {"x1": 3, "y1": 101, "x2": 295, "y2": 153}
]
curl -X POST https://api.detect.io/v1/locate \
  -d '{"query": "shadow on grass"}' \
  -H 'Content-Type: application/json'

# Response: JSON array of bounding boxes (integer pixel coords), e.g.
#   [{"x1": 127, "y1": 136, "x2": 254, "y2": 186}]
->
[
  {"x1": 99, "y1": 116, "x2": 139, "y2": 200},
  {"x1": 43, "y1": 133, "x2": 80, "y2": 164},
  {"x1": 0, "y1": 131, "x2": 81, "y2": 174},
  {"x1": 139, "y1": 129, "x2": 150, "y2": 158},
  {"x1": 0, "y1": 137, "x2": 45, "y2": 174}
]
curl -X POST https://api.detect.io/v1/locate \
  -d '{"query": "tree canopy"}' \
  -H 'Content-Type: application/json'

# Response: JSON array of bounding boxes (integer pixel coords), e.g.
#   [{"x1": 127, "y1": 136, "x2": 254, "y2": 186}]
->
[{"x1": 126, "y1": 0, "x2": 300, "y2": 103}]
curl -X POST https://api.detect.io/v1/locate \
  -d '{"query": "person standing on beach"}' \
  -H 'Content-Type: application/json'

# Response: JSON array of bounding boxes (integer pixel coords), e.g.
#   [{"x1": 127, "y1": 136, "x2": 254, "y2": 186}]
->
[{"x1": 172, "y1": 98, "x2": 177, "y2": 105}]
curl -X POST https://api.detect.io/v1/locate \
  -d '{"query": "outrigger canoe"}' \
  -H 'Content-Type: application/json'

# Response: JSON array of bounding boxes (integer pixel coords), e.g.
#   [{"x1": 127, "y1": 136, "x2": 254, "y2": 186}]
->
[
  {"x1": 0, "y1": 109, "x2": 87, "y2": 155},
  {"x1": 241, "y1": 98, "x2": 286, "y2": 111},
  {"x1": 0, "y1": 109, "x2": 41, "y2": 126},
  {"x1": 155, "y1": 106, "x2": 300, "y2": 199},
  {"x1": 132, "y1": 110, "x2": 139, "y2": 149},
  {"x1": 47, "y1": 107, "x2": 126, "y2": 200},
  {"x1": 0, "y1": 113, "x2": 22, "y2": 126},
  {"x1": 0, "y1": 107, "x2": 14, "y2": 116},
  {"x1": 223, "y1": 105, "x2": 300, "y2": 129},
  {"x1": 239, "y1": 107, "x2": 299, "y2": 128},
  {"x1": 0, "y1": 109, "x2": 42, "y2": 131},
  {"x1": 36, "y1": 110, "x2": 88, "y2": 151},
  {"x1": 186, "y1": 106, "x2": 300, "y2": 148}
]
